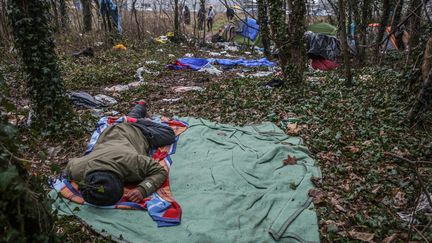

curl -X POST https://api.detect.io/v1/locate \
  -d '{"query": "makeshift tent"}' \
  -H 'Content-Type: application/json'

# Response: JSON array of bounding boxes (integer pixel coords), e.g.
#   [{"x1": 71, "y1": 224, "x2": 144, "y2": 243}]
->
[
  {"x1": 307, "y1": 23, "x2": 337, "y2": 36},
  {"x1": 50, "y1": 117, "x2": 321, "y2": 243},
  {"x1": 239, "y1": 17, "x2": 260, "y2": 41},
  {"x1": 304, "y1": 31, "x2": 340, "y2": 60},
  {"x1": 367, "y1": 23, "x2": 410, "y2": 51}
]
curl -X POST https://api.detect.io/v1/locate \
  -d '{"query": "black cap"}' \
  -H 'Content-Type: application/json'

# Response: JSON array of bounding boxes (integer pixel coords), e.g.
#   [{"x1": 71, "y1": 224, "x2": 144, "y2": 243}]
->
[{"x1": 80, "y1": 171, "x2": 124, "y2": 206}]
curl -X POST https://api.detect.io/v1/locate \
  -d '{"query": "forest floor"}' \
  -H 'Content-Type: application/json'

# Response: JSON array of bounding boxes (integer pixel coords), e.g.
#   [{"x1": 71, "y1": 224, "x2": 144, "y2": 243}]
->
[{"x1": 2, "y1": 39, "x2": 431, "y2": 242}]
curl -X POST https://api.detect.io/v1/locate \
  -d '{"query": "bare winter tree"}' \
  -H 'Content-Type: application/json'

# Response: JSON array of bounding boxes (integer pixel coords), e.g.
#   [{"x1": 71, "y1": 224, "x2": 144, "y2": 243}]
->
[
  {"x1": 338, "y1": 0, "x2": 352, "y2": 84},
  {"x1": 257, "y1": 0, "x2": 271, "y2": 58},
  {"x1": 82, "y1": 0, "x2": 92, "y2": 32}
]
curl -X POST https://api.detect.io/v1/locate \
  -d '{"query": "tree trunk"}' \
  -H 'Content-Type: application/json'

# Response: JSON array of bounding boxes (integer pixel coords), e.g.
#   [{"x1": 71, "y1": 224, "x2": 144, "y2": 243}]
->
[
  {"x1": 59, "y1": 0, "x2": 69, "y2": 31},
  {"x1": 408, "y1": 0, "x2": 422, "y2": 56},
  {"x1": 82, "y1": 0, "x2": 92, "y2": 32},
  {"x1": 409, "y1": 37, "x2": 432, "y2": 123},
  {"x1": 373, "y1": 0, "x2": 391, "y2": 63},
  {"x1": 269, "y1": 0, "x2": 289, "y2": 75},
  {"x1": 392, "y1": 0, "x2": 405, "y2": 49},
  {"x1": 7, "y1": 0, "x2": 71, "y2": 130},
  {"x1": 286, "y1": 0, "x2": 307, "y2": 83},
  {"x1": 174, "y1": 0, "x2": 181, "y2": 40},
  {"x1": 338, "y1": 0, "x2": 353, "y2": 85},
  {"x1": 359, "y1": 0, "x2": 372, "y2": 65},
  {"x1": 257, "y1": 0, "x2": 271, "y2": 58}
]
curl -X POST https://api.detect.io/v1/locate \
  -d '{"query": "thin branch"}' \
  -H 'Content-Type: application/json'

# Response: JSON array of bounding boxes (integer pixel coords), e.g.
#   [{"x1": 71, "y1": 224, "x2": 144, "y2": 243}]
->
[{"x1": 384, "y1": 152, "x2": 432, "y2": 166}]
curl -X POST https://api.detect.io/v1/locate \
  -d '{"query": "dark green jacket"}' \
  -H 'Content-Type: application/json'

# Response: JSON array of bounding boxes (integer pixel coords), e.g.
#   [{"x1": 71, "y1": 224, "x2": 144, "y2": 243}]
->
[{"x1": 65, "y1": 123, "x2": 167, "y2": 197}]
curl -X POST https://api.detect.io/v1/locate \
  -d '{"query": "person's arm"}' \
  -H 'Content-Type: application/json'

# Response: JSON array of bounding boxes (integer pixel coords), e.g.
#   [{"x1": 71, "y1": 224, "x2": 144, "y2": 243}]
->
[{"x1": 125, "y1": 155, "x2": 167, "y2": 202}]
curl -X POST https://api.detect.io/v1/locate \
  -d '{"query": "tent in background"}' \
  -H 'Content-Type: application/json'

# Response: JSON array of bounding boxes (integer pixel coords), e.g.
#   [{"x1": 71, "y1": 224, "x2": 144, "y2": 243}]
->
[{"x1": 307, "y1": 22, "x2": 337, "y2": 36}]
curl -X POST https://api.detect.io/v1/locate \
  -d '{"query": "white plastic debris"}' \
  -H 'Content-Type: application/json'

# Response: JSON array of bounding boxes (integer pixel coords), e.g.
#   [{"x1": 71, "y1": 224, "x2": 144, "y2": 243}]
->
[
  {"x1": 198, "y1": 65, "x2": 223, "y2": 76},
  {"x1": 135, "y1": 67, "x2": 160, "y2": 82},
  {"x1": 209, "y1": 52, "x2": 222, "y2": 56},
  {"x1": 162, "y1": 98, "x2": 182, "y2": 103},
  {"x1": 157, "y1": 49, "x2": 164, "y2": 52},
  {"x1": 168, "y1": 54, "x2": 175, "y2": 57},
  {"x1": 184, "y1": 53, "x2": 194, "y2": 57},
  {"x1": 145, "y1": 60, "x2": 159, "y2": 64},
  {"x1": 250, "y1": 71, "x2": 274, "y2": 77},
  {"x1": 244, "y1": 51, "x2": 251, "y2": 55},
  {"x1": 172, "y1": 86, "x2": 204, "y2": 92},
  {"x1": 104, "y1": 81, "x2": 145, "y2": 92}
]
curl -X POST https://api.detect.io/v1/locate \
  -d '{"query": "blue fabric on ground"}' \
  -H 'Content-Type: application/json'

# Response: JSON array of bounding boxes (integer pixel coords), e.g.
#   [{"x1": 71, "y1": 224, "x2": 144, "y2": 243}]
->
[
  {"x1": 99, "y1": 0, "x2": 122, "y2": 33},
  {"x1": 214, "y1": 57, "x2": 276, "y2": 67},
  {"x1": 177, "y1": 58, "x2": 210, "y2": 70},
  {"x1": 239, "y1": 17, "x2": 260, "y2": 41}
]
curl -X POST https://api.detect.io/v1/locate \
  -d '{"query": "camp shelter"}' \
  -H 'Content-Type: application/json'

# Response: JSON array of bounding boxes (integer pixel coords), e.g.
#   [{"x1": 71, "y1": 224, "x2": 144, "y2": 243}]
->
[
  {"x1": 307, "y1": 22, "x2": 337, "y2": 36},
  {"x1": 367, "y1": 23, "x2": 410, "y2": 51}
]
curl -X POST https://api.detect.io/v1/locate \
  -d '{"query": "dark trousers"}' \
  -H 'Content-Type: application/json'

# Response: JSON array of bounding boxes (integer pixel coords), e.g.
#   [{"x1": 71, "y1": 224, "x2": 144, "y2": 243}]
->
[
  {"x1": 207, "y1": 18, "x2": 213, "y2": 31},
  {"x1": 128, "y1": 104, "x2": 176, "y2": 148}
]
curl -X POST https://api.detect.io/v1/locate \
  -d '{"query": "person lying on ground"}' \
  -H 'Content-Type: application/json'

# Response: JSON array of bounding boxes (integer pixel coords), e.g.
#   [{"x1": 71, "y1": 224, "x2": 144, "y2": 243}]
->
[{"x1": 63, "y1": 101, "x2": 176, "y2": 206}]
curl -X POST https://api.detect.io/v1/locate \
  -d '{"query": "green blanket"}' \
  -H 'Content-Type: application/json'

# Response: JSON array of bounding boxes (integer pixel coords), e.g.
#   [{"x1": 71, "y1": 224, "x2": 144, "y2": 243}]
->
[{"x1": 50, "y1": 118, "x2": 321, "y2": 243}]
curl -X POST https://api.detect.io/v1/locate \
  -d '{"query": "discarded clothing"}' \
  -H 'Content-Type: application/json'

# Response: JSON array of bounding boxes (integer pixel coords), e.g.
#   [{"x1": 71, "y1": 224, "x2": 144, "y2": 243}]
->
[
  {"x1": 51, "y1": 118, "x2": 321, "y2": 242},
  {"x1": 264, "y1": 78, "x2": 284, "y2": 88},
  {"x1": 239, "y1": 17, "x2": 260, "y2": 41},
  {"x1": 113, "y1": 43, "x2": 127, "y2": 50},
  {"x1": 310, "y1": 57, "x2": 339, "y2": 71},
  {"x1": 69, "y1": 92, "x2": 117, "y2": 109},
  {"x1": 135, "y1": 67, "x2": 160, "y2": 83},
  {"x1": 72, "y1": 47, "x2": 94, "y2": 58},
  {"x1": 51, "y1": 116, "x2": 189, "y2": 227}
]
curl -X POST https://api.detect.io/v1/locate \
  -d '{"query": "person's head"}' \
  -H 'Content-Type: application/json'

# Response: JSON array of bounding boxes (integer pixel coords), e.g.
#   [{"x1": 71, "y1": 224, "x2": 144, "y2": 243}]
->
[
  {"x1": 209, "y1": 5, "x2": 213, "y2": 9},
  {"x1": 80, "y1": 171, "x2": 124, "y2": 206}
]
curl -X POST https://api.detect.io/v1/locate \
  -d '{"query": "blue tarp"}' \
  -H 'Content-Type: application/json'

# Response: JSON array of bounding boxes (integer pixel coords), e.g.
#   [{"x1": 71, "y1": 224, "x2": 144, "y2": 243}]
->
[
  {"x1": 239, "y1": 17, "x2": 260, "y2": 41},
  {"x1": 99, "y1": 0, "x2": 122, "y2": 33},
  {"x1": 167, "y1": 57, "x2": 276, "y2": 70},
  {"x1": 214, "y1": 58, "x2": 276, "y2": 67}
]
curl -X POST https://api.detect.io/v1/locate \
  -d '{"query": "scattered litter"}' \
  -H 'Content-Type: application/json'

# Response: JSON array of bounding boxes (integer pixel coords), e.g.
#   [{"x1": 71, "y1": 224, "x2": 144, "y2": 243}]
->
[
  {"x1": 155, "y1": 36, "x2": 169, "y2": 44},
  {"x1": 172, "y1": 86, "x2": 204, "y2": 92},
  {"x1": 157, "y1": 49, "x2": 164, "y2": 52},
  {"x1": 162, "y1": 98, "x2": 182, "y2": 103},
  {"x1": 168, "y1": 54, "x2": 175, "y2": 57},
  {"x1": 90, "y1": 108, "x2": 104, "y2": 118},
  {"x1": 184, "y1": 53, "x2": 194, "y2": 57},
  {"x1": 69, "y1": 91, "x2": 102, "y2": 109},
  {"x1": 244, "y1": 51, "x2": 251, "y2": 55},
  {"x1": 306, "y1": 76, "x2": 325, "y2": 82},
  {"x1": 251, "y1": 71, "x2": 274, "y2": 77},
  {"x1": 113, "y1": 44, "x2": 127, "y2": 50},
  {"x1": 398, "y1": 193, "x2": 432, "y2": 224},
  {"x1": 72, "y1": 47, "x2": 94, "y2": 58},
  {"x1": 94, "y1": 94, "x2": 117, "y2": 106},
  {"x1": 198, "y1": 65, "x2": 222, "y2": 76},
  {"x1": 264, "y1": 78, "x2": 284, "y2": 88},
  {"x1": 226, "y1": 46, "x2": 239, "y2": 52},
  {"x1": 209, "y1": 52, "x2": 222, "y2": 56},
  {"x1": 236, "y1": 73, "x2": 245, "y2": 77},
  {"x1": 69, "y1": 91, "x2": 118, "y2": 108},
  {"x1": 104, "y1": 81, "x2": 145, "y2": 92},
  {"x1": 135, "y1": 67, "x2": 160, "y2": 82},
  {"x1": 94, "y1": 42, "x2": 104, "y2": 47},
  {"x1": 145, "y1": 60, "x2": 159, "y2": 64}
]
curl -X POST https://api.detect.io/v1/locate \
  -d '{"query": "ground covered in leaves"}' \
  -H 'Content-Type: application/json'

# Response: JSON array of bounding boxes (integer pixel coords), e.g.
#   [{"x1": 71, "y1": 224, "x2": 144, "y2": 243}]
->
[{"x1": 1, "y1": 39, "x2": 431, "y2": 242}]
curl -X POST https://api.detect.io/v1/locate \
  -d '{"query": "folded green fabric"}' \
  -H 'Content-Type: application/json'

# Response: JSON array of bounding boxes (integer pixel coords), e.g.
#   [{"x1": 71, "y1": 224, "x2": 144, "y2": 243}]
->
[{"x1": 50, "y1": 117, "x2": 321, "y2": 243}]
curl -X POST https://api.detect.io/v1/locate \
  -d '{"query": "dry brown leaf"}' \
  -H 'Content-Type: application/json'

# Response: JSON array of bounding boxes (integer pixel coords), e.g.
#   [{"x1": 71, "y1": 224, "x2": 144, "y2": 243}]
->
[
  {"x1": 382, "y1": 233, "x2": 397, "y2": 243},
  {"x1": 287, "y1": 123, "x2": 302, "y2": 135},
  {"x1": 348, "y1": 230, "x2": 375, "y2": 242},
  {"x1": 309, "y1": 188, "x2": 325, "y2": 205},
  {"x1": 283, "y1": 155, "x2": 297, "y2": 166},
  {"x1": 345, "y1": 145, "x2": 360, "y2": 153},
  {"x1": 371, "y1": 185, "x2": 382, "y2": 194},
  {"x1": 330, "y1": 198, "x2": 347, "y2": 212}
]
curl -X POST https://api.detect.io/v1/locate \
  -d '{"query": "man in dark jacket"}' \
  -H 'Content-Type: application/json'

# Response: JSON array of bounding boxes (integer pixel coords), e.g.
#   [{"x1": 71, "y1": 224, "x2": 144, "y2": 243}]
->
[{"x1": 64, "y1": 102, "x2": 176, "y2": 206}]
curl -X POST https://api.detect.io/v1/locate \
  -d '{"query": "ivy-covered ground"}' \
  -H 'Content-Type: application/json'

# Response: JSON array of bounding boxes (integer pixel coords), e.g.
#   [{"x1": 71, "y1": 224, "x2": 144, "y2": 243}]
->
[{"x1": 1, "y1": 40, "x2": 431, "y2": 242}]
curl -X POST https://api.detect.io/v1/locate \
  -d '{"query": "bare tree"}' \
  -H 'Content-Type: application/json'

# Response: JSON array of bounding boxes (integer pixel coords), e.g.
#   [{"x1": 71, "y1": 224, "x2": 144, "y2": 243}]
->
[
  {"x1": 257, "y1": 0, "x2": 271, "y2": 58},
  {"x1": 338, "y1": 0, "x2": 352, "y2": 84},
  {"x1": 82, "y1": 0, "x2": 92, "y2": 32}
]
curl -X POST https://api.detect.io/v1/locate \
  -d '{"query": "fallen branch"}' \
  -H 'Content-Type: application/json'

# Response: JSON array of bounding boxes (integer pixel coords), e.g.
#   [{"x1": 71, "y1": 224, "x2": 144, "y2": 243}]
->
[{"x1": 384, "y1": 152, "x2": 432, "y2": 166}]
